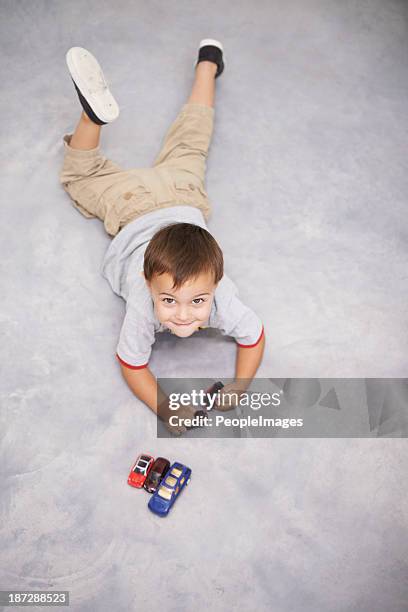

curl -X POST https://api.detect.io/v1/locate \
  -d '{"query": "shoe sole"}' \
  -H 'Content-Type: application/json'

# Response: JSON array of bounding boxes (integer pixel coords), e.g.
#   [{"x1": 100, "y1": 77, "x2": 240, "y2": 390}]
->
[
  {"x1": 66, "y1": 47, "x2": 119, "y2": 123},
  {"x1": 194, "y1": 38, "x2": 225, "y2": 73}
]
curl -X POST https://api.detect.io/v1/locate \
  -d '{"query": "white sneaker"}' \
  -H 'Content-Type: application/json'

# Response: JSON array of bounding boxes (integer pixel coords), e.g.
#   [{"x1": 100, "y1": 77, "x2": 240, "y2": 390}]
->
[
  {"x1": 66, "y1": 46, "x2": 119, "y2": 124},
  {"x1": 194, "y1": 39, "x2": 225, "y2": 78}
]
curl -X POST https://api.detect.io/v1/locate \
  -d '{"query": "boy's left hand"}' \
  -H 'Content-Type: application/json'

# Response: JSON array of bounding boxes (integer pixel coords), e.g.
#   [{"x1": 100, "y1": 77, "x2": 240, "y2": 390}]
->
[{"x1": 213, "y1": 382, "x2": 247, "y2": 411}]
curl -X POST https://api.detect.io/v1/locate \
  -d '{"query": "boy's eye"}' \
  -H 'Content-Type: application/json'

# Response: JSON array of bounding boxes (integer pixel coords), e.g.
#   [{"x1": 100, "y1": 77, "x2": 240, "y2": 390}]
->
[{"x1": 162, "y1": 297, "x2": 206, "y2": 305}]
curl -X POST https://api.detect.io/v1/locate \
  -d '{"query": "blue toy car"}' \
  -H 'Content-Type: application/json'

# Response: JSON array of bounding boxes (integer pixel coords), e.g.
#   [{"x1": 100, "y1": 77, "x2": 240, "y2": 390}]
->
[{"x1": 148, "y1": 462, "x2": 192, "y2": 516}]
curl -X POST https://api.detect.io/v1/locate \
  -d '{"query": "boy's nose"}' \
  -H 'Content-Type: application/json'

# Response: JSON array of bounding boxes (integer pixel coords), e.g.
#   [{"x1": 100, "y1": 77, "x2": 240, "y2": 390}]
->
[{"x1": 176, "y1": 306, "x2": 191, "y2": 321}]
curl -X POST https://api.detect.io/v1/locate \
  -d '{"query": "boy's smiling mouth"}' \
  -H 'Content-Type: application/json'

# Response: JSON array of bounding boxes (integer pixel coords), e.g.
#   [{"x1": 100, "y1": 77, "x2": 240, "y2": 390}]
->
[{"x1": 173, "y1": 321, "x2": 195, "y2": 326}]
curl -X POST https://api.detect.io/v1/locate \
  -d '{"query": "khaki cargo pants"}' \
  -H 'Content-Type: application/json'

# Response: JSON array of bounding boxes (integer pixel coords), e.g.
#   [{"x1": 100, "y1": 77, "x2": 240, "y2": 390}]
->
[{"x1": 59, "y1": 103, "x2": 214, "y2": 236}]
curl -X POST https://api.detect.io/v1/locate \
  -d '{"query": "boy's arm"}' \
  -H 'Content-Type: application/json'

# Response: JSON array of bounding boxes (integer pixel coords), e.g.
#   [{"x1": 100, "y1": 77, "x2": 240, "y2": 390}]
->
[
  {"x1": 120, "y1": 364, "x2": 160, "y2": 413},
  {"x1": 235, "y1": 329, "x2": 265, "y2": 384},
  {"x1": 213, "y1": 275, "x2": 265, "y2": 393},
  {"x1": 214, "y1": 329, "x2": 266, "y2": 411},
  {"x1": 119, "y1": 364, "x2": 196, "y2": 434}
]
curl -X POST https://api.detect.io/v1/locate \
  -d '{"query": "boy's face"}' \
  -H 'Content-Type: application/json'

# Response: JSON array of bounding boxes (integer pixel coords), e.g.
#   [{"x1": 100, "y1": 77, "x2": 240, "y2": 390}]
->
[{"x1": 146, "y1": 271, "x2": 217, "y2": 338}]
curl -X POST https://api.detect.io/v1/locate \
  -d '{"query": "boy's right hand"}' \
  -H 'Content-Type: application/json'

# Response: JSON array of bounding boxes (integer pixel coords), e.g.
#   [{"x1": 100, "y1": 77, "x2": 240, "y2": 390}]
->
[{"x1": 157, "y1": 401, "x2": 198, "y2": 437}]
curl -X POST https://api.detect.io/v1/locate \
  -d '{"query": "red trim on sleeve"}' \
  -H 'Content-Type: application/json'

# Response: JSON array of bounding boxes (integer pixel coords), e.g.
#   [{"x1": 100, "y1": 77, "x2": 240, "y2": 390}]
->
[
  {"x1": 236, "y1": 325, "x2": 264, "y2": 348},
  {"x1": 116, "y1": 353, "x2": 149, "y2": 370}
]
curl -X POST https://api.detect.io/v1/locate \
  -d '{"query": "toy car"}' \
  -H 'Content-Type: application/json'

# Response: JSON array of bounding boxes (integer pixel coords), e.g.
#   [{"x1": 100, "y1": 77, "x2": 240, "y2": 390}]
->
[
  {"x1": 148, "y1": 462, "x2": 191, "y2": 516},
  {"x1": 193, "y1": 381, "x2": 225, "y2": 420},
  {"x1": 203, "y1": 381, "x2": 224, "y2": 410},
  {"x1": 143, "y1": 457, "x2": 170, "y2": 493},
  {"x1": 127, "y1": 454, "x2": 154, "y2": 488}
]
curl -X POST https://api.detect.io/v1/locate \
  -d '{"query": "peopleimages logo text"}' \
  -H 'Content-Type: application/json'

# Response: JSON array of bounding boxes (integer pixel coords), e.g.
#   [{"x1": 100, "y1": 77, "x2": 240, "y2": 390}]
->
[
  {"x1": 168, "y1": 389, "x2": 282, "y2": 411},
  {"x1": 157, "y1": 378, "x2": 408, "y2": 438}
]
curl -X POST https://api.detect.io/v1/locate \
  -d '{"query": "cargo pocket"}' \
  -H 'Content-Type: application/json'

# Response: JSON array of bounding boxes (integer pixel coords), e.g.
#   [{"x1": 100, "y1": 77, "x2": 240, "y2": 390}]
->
[
  {"x1": 174, "y1": 178, "x2": 203, "y2": 194},
  {"x1": 174, "y1": 179, "x2": 211, "y2": 218},
  {"x1": 103, "y1": 184, "x2": 154, "y2": 236}
]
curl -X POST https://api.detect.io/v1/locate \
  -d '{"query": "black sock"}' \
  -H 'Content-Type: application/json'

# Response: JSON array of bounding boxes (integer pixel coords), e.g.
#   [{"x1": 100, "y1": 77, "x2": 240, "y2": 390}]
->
[{"x1": 197, "y1": 45, "x2": 224, "y2": 78}]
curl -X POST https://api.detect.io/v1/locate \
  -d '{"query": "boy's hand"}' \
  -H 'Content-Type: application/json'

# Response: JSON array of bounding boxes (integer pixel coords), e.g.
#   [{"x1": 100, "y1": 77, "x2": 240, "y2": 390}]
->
[
  {"x1": 214, "y1": 382, "x2": 247, "y2": 411},
  {"x1": 158, "y1": 401, "x2": 198, "y2": 436}
]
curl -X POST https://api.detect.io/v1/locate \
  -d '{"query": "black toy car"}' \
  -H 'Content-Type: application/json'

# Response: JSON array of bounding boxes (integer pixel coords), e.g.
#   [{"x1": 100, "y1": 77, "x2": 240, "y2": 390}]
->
[
  {"x1": 143, "y1": 457, "x2": 171, "y2": 493},
  {"x1": 192, "y1": 381, "x2": 225, "y2": 422}
]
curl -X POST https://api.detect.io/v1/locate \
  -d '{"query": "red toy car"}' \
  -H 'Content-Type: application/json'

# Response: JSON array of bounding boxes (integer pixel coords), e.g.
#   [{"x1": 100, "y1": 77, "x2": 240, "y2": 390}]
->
[{"x1": 128, "y1": 454, "x2": 154, "y2": 488}]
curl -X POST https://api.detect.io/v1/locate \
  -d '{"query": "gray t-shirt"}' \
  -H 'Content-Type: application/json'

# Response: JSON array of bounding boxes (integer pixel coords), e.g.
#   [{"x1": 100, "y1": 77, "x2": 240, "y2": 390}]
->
[{"x1": 101, "y1": 205, "x2": 264, "y2": 368}]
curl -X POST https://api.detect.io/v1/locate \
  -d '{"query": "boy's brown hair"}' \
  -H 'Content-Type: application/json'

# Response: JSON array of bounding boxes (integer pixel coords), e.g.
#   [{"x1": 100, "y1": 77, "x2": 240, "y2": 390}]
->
[{"x1": 143, "y1": 222, "x2": 224, "y2": 289}]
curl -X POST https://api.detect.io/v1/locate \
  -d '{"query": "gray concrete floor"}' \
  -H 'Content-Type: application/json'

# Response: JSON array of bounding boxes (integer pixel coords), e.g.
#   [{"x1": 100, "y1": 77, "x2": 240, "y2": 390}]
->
[{"x1": 1, "y1": 0, "x2": 407, "y2": 610}]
